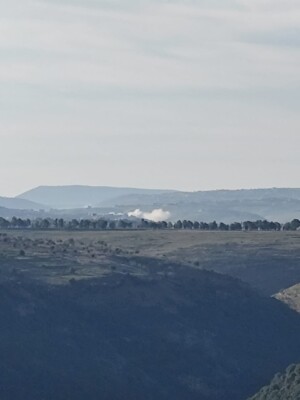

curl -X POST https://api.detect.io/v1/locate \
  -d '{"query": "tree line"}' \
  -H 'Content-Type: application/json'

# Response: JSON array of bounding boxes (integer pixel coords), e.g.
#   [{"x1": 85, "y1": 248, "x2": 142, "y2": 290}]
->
[{"x1": 0, "y1": 216, "x2": 299, "y2": 231}]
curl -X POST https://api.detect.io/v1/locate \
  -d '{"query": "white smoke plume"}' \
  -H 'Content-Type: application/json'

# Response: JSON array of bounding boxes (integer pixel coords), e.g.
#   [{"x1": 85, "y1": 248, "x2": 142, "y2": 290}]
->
[{"x1": 128, "y1": 208, "x2": 171, "y2": 222}]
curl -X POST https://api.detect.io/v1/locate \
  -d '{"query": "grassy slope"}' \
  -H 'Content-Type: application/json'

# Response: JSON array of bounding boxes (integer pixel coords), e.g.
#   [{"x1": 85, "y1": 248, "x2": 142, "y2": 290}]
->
[{"x1": 2, "y1": 230, "x2": 300, "y2": 294}]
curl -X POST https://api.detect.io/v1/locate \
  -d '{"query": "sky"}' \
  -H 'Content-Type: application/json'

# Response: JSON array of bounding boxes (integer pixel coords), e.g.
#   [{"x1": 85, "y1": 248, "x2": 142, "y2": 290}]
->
[{"x1": 0, "y1": 0, "x2": 300, "y2": 196}]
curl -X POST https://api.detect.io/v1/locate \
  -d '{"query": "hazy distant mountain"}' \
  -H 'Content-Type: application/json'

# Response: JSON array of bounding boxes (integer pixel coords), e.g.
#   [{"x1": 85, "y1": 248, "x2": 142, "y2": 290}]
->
[
  {"x1": 0, "y1": 196, "x2": 45, "y2": 211},
  {"x1": 17, "y1": 185, "x2": 175, "y2": 209},
  {"x1": 99, "y1": 188, "x2": 300, "y2": 206},
  {"x1": 0, "y1": 207, "x2": 48, "y2": 219},
  {"x1": 98, "y1": 187, "x2": 300, "y2": 223},
  {"x1": 16, "y1": 186, "x2": 300, "y2": 222}
]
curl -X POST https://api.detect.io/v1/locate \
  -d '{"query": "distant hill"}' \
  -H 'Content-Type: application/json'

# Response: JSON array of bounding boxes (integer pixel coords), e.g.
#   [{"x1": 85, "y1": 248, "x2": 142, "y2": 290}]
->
[
  {"x1": 17, "y1": 185, "x2": 175, "y2": 209},
  {"x1": 100, "y1": 188, "x2": 300, "y2": 206},
  {"x1": 0, "y1": 196, "x2": 45, "y2": 210},
  {"x1": 15, "y1": 186, "x2": 300, "y2": 221},
  {"x1": 98, "y1": 188, "x2": 300, "y2": 222},
  {"x1": 248, "y1": 364, "x2": 300, "y2": 399},
  {"x1": 0, "y1": 207, "x2": 48, "y2": 219}
]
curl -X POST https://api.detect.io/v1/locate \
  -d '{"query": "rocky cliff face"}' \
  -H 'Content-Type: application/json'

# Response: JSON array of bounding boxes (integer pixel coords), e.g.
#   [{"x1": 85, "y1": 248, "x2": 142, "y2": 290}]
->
[
  {"x1": 248, "y1": 364, "x2": 300, "y2": 400},
  {"x1": 275, "y1": 283, "x2": 300, "y2": 313}
]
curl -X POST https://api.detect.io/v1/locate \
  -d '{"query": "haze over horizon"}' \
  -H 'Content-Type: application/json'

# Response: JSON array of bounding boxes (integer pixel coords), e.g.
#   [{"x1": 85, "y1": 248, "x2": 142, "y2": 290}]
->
[
  {"x1": 3, "y1": 183, "x2": 300, "y2": 199},
  {"x1": 1, "y1": 0, "x2": 299, "y2": 197}
]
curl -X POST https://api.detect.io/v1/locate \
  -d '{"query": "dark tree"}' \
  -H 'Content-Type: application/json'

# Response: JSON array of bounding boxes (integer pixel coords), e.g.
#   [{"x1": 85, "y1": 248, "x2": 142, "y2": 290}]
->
[
  {"x1": 193, "y1": 221, "x2": 200, "y2": 230},
  {"x1": 219, "y1": 222, "x2": 229, "y2": 231},
  {"x1": 229, "y1": 222, "x2": 242, "y2": 231},
  {"x1": 208, "y1": 221, "x2": 218, "y2": 230},
  {"x1": 174, "y1": 220, "x2": 183, "y2": 229}
]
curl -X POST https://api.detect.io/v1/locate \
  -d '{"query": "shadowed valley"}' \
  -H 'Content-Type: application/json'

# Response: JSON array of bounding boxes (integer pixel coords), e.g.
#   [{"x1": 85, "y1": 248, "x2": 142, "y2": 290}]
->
[{"x1": 0, "y1": 230, "x2": 300, "y2": 399}]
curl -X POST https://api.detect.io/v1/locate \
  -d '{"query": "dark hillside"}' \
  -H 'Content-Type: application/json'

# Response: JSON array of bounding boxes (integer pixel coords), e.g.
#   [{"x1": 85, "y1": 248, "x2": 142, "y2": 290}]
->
[{"x1": 0, "y1": 266, "x2": 300, "y2": 400}]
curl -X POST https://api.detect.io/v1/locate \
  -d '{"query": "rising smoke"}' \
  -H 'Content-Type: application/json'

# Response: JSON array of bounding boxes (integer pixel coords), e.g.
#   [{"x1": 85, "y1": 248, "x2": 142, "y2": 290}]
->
[{"x1": 128, "y1": 209, "x2": 171, "y2": 222}]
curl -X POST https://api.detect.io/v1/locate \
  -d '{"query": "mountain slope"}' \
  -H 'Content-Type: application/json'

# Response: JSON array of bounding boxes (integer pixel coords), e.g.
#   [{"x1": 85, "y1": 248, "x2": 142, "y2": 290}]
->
[
  {"x1": 0, "y1": 196, "x2": 45, "y2": 210},
  {"x1": 248, "y1": 364, "x2": 300, "y2": 399},
  {"x1": 0, "y1": 258, "x2": 300, "y2": 400},
  {"x1": 17, "y1": 185, "x2": 174, "y2": 209},
  {"x1": 98, "y1": 188, "x2": 300, "y2": 222},
  {"x1": 18, "y1": 186, "x2": 300, "y2": 221}
]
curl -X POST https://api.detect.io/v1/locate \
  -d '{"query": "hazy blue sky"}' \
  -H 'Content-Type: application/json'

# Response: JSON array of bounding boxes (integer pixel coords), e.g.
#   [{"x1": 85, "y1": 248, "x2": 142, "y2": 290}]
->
[{"x1": 1, "y1": 0, "x2": 299, "y2": 196}]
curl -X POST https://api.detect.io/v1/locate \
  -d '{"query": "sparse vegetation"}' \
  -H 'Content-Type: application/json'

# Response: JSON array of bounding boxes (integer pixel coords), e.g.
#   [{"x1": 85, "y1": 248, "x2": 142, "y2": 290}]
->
[
  {"x1": 275, "y1": 284, "x2": 300, "y2": 313},
  {"x1": 1, "y1": 229, "x2": 300, "y2": 295},
  {"x1": 248, "y1": 364, "x2": 300, "y2": 399}
]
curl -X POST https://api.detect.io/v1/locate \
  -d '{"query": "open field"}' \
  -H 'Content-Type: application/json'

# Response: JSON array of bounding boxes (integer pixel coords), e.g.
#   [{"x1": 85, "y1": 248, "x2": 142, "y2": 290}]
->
[{"x1": 1, "y1": 230, "x2": 300, "y2": 294}]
